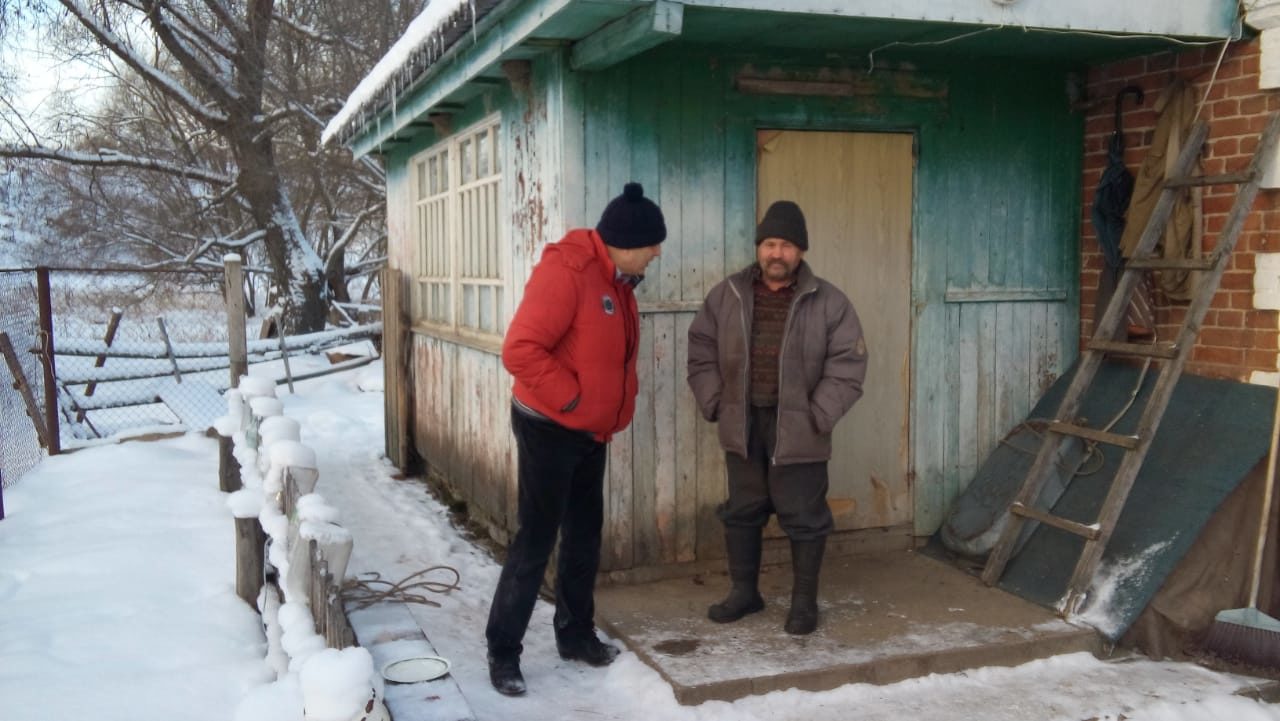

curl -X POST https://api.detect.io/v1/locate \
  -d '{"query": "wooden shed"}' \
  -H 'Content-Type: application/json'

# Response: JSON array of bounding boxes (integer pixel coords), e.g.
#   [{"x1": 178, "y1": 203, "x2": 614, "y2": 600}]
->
[{"x1": 325, "y1": 0, "x2": 1238, "y2": 578}]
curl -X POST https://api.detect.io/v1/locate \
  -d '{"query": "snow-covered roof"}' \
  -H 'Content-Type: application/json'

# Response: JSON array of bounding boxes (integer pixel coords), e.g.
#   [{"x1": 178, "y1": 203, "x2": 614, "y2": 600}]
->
[{"x1": 322, "y1": 0, "x2": 506, "y2": 147}]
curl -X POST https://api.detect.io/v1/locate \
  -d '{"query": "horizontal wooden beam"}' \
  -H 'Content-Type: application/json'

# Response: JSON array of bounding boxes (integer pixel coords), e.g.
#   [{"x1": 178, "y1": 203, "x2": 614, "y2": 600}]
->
[
  {"x1": 736, "y1": 72, "x2": 947, "y2": 100},
  {"x1": 571, "y1": 0, "x2": 684, "y2": 71},
  {"x1": 1009, "y1": 503, "x2": 1101, "y2": 540},
  {"x1": 944, "y1": 287, "x2": 1069, "y2": 303}
]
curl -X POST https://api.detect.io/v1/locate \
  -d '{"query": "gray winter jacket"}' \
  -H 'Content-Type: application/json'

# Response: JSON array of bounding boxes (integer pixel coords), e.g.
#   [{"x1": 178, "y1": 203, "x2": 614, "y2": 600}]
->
[{"x1": 686, "y1": 261, "x2": 867, "y2": 465}]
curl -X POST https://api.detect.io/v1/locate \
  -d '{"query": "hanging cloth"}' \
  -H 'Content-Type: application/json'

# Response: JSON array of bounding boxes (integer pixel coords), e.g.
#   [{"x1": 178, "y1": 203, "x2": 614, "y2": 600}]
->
[
  {"x1": 1089, "y1": 87, "x2": 1154, "y2": 336},
  {"x1": 1119, "y1": 78, "x2": 1204, "y2": 302}
]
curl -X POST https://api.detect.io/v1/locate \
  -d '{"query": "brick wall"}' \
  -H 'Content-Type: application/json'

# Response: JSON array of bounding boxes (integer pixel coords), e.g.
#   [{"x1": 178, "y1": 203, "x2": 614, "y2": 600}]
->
[{"x1": 1082, "y1": 38, "x2": 1280, "y2": 382}]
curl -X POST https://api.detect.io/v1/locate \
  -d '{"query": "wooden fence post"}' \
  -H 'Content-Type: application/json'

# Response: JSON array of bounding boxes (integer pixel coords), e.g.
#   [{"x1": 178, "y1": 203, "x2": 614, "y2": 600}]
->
[
  {"x1": 223, "y1": 255, "x2": 262, "y2": 608},
  {"x1": 35, "y1": 267, "x2": 59, "y2": 455},
  {"x1": 382, "y1": 266, "x2": 412, "y2": 469},
  {"x1": 156, "y1": 317, "x2": 182, "y2": 383},
  {"x1": 225, "y1": 257, "x2": 248, "y2": 387}
]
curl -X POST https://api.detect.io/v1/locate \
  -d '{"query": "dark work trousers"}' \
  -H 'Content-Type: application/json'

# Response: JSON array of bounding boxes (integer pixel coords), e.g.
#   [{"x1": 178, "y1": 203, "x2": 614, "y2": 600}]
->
[
  {"x1": 485, "y1": 405, "x2": 608, "y2": 660},
  {"x1": 718, "y1": 405, "x2": 834, "y2": 541}
]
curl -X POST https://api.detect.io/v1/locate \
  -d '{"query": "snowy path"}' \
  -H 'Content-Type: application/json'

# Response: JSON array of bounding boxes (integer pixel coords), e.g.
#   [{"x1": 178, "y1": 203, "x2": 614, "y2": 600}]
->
[
  {"x1": 284, "y1": 372, "x2": 1280, "y2": 721},
  {"x1": 3, "y1": 366, "x2": 1276, "y2": 721}
]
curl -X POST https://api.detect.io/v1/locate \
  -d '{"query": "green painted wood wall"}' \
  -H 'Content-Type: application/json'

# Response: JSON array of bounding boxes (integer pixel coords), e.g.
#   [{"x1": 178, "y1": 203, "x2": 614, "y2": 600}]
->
[{"x1": 382, "y1": 44, "x2": 1082, "y2": 573}]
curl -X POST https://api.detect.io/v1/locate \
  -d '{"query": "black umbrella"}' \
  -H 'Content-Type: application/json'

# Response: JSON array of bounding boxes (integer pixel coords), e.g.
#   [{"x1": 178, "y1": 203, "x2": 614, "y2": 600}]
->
[{"x1": 1091, "y1": 85, "x2": 1144, "y2": 272}]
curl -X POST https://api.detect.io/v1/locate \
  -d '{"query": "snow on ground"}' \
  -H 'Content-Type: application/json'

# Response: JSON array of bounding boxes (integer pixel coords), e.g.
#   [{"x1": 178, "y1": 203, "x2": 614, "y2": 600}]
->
[{"x1": 2, "y1": 361, "x2": 1280, "y2": 721}]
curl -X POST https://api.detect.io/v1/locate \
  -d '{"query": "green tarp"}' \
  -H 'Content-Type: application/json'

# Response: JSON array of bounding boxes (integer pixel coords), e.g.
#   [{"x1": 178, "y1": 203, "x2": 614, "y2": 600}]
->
[{"x1": 940, "y1": 360, "x2": 1275, "y2": 640}]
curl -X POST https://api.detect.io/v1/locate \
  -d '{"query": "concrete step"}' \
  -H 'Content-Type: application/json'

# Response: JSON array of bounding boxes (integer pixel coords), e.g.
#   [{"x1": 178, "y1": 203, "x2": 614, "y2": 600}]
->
[{"x1": 595, "y1": 550, "x2": 1101, "y2": 705}]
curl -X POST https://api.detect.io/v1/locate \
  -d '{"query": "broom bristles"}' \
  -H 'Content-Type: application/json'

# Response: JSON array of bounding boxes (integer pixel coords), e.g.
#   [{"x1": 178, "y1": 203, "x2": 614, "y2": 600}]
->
[{"x1": 1205, "y1": 608, "x2": 1280, "y2": 668}]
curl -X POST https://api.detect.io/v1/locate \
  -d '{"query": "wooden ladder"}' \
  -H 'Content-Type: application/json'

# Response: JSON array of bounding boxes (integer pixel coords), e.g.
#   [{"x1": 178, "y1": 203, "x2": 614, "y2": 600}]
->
[{"x1": 980, "y1": 111, "x2": 1280, "y2": 617}]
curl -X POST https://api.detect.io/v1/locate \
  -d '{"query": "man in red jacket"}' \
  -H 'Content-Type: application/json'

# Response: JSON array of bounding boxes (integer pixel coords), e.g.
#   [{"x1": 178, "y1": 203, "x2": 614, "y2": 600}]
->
[{"x1": 485, "y1": 182, "x2": 666, "y2": 696}]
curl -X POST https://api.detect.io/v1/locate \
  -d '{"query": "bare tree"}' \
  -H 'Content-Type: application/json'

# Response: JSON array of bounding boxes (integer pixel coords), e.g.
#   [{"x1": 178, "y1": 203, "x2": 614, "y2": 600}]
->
[{"x1": 0, "y1": 0, "x2": 421, "y2": 331}]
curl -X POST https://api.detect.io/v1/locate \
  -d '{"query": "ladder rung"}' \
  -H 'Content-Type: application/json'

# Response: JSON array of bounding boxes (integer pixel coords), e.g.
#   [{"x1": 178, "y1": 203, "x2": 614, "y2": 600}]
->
[
  {"x1": 1125, "y1": 256, "x2": 1219, "y2": 271},
  {"x1": 1086, "y1": 339, "x2": 1178, "y2": 359},
  {"x1": 1164, "y1": 171, "x2": 1255, "y2": 188},
  {"x1": 1047, "y1": 421, "x2": 1140, "y2": 449},
  {"x1": 1009, "y1": 502, "x2": 1102, "y2": 540}
]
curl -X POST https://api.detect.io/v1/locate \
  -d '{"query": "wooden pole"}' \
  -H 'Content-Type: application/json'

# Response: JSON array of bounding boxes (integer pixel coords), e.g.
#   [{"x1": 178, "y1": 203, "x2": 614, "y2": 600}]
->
[
  {"x1": 156, "y1": 317, "x2": 182, "y2": 383},
  {"x1": 225, "y1": 256, "x2": 248, "y2": 389},
  {"x1": 276, "y1": 313, "x2": 295, "y2": 393},
  {"x1": 235, "y1": 515, "x2": 266, "y2": 607},
  {"x1": 35, "y1": 267, "x2": 59, "y2": 454},
  {"x1": 0, "y1": 332, "x2": 48, "y2": 450},
  {"x1": 83, "y1": 309, "x2": 123, "y2": 399},
  {"x1": 223, "y1": 255, "x2": 261, "y2": 608}
]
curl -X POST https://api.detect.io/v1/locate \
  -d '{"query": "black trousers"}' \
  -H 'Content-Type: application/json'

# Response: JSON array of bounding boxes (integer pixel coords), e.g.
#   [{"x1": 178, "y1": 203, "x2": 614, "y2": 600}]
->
[
  {"x1": 718, "y1": 405, "x2": 833, "y2": 541},
  {"x1": 485, "y1": 405, "x2": 607, "y2": 659}
]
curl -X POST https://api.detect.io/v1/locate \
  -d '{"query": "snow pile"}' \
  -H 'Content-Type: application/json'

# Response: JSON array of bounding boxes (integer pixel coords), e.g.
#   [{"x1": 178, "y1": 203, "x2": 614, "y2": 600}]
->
[{"x1": 217, "y1": 376, "x2": 377, "y2": 721}]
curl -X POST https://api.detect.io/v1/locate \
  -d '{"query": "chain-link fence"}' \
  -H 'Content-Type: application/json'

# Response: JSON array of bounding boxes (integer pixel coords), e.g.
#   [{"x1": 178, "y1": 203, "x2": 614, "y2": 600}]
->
[
  {"x1": 0, "y1": 270, "x2": 44, "y2": 489},
  {"x1": 48, "y1": 268, "x2": 236, "y2": 444},
  {"x1": 0, "y1": 265, "x2": 383, "y2": 490}
]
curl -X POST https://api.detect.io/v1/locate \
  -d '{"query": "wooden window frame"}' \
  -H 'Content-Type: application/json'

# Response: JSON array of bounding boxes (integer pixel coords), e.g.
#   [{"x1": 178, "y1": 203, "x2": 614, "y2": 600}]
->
[{"x1": 409, "y1": 114, "x2": 506, "y2": 350}]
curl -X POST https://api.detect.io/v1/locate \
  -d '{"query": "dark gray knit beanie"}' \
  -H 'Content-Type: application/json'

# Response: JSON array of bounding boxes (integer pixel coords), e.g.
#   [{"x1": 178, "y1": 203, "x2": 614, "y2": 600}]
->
[
  {"x1": 596, "y1": 182, "x2": 667, "y2": 249},
  {"x1": 755, "y1": 200, "x2": 808, "y2": 251}
]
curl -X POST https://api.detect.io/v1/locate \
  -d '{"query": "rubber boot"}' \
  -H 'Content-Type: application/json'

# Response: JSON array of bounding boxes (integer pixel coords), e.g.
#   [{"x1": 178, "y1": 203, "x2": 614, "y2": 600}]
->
[
  {"x1": 707, "y1": 526, "x2": 765, "y2": 623},
  {"x1": 784, "y1": 537, "x2": 826, "y2": 635}
]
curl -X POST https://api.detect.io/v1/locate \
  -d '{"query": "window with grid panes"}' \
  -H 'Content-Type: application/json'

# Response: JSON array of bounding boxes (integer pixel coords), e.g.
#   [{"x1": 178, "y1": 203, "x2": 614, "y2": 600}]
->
[{"x1": 410, "y1": 115, "x2": 504, "y2": 337}]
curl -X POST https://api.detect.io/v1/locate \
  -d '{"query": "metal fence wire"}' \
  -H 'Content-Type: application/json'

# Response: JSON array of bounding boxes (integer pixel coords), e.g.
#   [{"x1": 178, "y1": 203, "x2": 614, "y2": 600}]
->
[
  {"x1": 0, "y1": 265, "x2": 382, "y2": 489},
  {"x1": 0, "y1": 270, "x2": 43, "y2": 488},
  {"x1": 46, "y1": 268, "x2": 238, "y2": 445}
]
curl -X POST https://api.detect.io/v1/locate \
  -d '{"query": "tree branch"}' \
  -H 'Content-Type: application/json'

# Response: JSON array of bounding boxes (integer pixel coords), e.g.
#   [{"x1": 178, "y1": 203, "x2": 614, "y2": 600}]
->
[
  {"x1": 0, "y1": 145, "x2": 233, "y2": 186},
  {"x1": 57, "y1": 0, "x2": 229, "y2": 128}
]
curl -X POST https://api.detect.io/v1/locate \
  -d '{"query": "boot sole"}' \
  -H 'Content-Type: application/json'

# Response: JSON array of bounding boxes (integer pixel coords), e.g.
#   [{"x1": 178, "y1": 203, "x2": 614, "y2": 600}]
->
[{"x1": 707, "y1": 597, "x2": 765, "y2": 623}]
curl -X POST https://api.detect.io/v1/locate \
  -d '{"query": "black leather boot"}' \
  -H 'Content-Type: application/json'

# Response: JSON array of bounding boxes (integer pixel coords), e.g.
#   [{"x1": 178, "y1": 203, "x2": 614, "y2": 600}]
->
[
  {"x1": 488, "y1": 654, "x2": 527, "y2": 696},
  {"x1": 784, "y1": 537, "x2": 826, "y2": 635},
  {"x1": 707, "y1": 526, "x2": 765, "y2": 623}
]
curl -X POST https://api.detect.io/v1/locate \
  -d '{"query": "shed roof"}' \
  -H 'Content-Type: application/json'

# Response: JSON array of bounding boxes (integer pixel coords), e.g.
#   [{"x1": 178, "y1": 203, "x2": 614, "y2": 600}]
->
[{"x1": 326, "y1": 0, "x2": 1240, "y2": 156}]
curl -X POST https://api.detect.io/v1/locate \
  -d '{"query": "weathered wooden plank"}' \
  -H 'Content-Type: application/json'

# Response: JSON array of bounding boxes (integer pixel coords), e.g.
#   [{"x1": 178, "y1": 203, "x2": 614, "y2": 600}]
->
[
  {"x1": 943, "y1": 303, "x2": 962, "y2": 504},
  {"x1": 652, "y1": 313, "x2": 678, "y2": 563},
  {"x1": 629, "y1": 56, "x2": 662, "y2": 307},
  {"x1": 631, "y1": 316, "x2": 659, "y2": 566},
  {"x1": 699, "y1": 61, "x2": 725, "y2": 299},
  {"x1": 655, "y1": 57, "x2": 685, "y2": 303},
  {"x1": 975, "y1": 303, "x2": 997, "y2": 465},
  {"x1": 956, "y1": 304, "x2": 980, "y2": 496},
  {"x1": 680, "y1": 67, "x2": 707, "y2": 302},
  {"x1": 673, "y1": 313, "x2": 699, "y2": 563},
  {"x1": 723, "y1": 114, "x2": 755, "y2": 275},
  {"x1": 606, "y1": 424, "x2": 635, "y2": 571},
  {"x1": 696, "y1": 413, "x2": 725, "y2": 561}
]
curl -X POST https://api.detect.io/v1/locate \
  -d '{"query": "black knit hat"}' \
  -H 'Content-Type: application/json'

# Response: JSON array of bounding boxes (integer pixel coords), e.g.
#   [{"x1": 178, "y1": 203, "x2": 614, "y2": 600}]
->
[
  {"x1": 755, "y1": 200, "x2": 808, "y2": 251},
  {"x1": 596, "y1": 182, "x2": 667, "y2": 249}
]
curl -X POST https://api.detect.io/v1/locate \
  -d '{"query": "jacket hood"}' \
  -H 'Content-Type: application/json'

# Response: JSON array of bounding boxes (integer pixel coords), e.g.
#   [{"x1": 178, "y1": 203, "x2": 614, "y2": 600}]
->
[{"x1": 541, "y1": 228, "x2": 617, "y2": 281}]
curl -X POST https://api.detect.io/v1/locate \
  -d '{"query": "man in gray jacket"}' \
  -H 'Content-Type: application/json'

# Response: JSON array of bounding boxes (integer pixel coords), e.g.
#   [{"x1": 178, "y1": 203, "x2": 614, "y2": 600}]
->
[{"x1": 687, "y1": 199, "x2": 867, "y2": 635}]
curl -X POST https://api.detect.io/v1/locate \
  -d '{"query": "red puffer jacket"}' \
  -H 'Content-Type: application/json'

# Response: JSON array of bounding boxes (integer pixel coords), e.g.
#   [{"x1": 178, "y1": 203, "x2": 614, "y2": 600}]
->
[{"x1": 503, "y1": 228, "x2": 639, "y2": 442}]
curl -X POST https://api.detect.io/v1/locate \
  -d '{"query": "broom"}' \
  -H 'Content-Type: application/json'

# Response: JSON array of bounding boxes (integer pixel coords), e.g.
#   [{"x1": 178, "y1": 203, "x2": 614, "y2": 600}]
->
[{"x1": 1204, "y1": 380, "x2": 1280, "y2": 667}]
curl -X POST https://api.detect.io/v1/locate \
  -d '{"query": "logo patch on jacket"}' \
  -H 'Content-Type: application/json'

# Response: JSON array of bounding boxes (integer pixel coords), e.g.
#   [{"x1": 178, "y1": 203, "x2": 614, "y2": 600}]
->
[{"x1": 601, "y1": 295, "x2": 616, "y2": 315}]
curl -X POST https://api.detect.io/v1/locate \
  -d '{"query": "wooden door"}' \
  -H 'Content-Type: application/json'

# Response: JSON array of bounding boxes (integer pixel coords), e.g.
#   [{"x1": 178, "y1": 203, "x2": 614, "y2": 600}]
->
[{"x1": 757, "y1": 130, "x2": 914, "y2": 531}]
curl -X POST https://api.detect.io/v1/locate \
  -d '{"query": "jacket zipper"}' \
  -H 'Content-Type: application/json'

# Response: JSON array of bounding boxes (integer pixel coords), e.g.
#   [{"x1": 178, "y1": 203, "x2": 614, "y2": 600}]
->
[
  {"x1": 772, "y1": 285, "x2": 817, "y2": 466},
  {"x1": 727, "y1": 279, "x2": 751, "y2": 454},
  {"x1": 612, "y1": 284, "x2": 635, "y2": 435}
]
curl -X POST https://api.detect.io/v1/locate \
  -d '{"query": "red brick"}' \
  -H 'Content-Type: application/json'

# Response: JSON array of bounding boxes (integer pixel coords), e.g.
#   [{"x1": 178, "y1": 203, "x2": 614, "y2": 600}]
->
[
  {"x1": 1211, "y1": 137, "x2": 1239, "y2": 157},
  {"x1": 1200, "y1": 327, "x2": 1247, "y2": 346},
  {"x1": 1246, "y1": 349, "x2": 1278, "y2": 370},
  {"x1": 1241, "y1": 95, "x2": 1268, "y2": 116},
  {"x1": 1233, "y1": 290, "x2": 1256, "y2": 308},
  {"x1": 1233, "y1": 253, "x2": 1257, "y2": 271},
  {"x1": 1246, "y1": 310, "x2": 1280, "y2": 329},
  {"x1": 1205, "y1": 195, "x2": 1237, "y2": 214},
  {"x1": 1217, "y1": 309, "x2": 1246, "y2": 327},
  {"x1": 1193, "y1": 346, "x2": 1245, "y2": 365},
  {"x1": 1252, "y1": 329, "x2": 1280, "y2": 351},
  {"x1": 1214, "y1": 116, "x2": 1254, "y2": 137}
]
